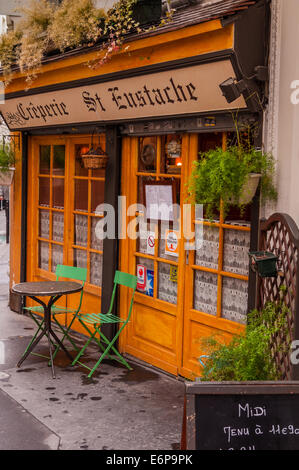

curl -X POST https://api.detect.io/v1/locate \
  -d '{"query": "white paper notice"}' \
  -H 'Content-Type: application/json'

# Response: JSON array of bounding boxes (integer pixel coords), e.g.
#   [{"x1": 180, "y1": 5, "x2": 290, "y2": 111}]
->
[{"x1": 145, "y1": 184, "x2": 174, "y2": 221}]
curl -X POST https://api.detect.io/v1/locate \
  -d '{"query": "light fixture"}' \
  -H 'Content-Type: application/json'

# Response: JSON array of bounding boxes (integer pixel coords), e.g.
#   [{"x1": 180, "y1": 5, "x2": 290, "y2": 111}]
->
[
  {"x1": 219, "y1": 77, "x2": 247, "y2": 103},
  {"x1": 219, "y1": 66, "x2": 268, "y2": 105}
]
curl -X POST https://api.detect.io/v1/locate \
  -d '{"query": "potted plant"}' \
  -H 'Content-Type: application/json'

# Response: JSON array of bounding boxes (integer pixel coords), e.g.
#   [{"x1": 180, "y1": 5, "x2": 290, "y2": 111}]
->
[
  {"x1": 0, "y1": 145, "x2": 15, "y2": 186},
  {"x1": 188, "y1": 139, "x2": 277, "y2": 220}
]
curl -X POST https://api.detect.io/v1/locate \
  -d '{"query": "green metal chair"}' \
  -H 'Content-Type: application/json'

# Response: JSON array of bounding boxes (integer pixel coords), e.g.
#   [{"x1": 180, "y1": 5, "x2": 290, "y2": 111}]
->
[
  {"x1": 71, "y1": 270, "x2": 137, "y2": 378},
  {"x1": 23, "y1": 264, "x2": 87, "y2": 361}
]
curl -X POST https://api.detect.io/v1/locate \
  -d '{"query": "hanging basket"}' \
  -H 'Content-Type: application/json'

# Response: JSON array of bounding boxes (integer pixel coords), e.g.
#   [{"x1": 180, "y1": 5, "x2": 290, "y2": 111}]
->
[
  {"x1": 81, "y1": 130, "x2": 108, "y2": 169},
  {"x1": 81, "y1": 149, "x2": 108, "y2": 169}
]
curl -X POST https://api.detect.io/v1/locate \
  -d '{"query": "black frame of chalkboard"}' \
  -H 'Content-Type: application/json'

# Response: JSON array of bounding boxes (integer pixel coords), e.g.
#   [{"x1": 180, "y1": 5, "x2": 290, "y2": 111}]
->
[{"x1": 184, "y1": 381, "x2": 299, "y2": 450}]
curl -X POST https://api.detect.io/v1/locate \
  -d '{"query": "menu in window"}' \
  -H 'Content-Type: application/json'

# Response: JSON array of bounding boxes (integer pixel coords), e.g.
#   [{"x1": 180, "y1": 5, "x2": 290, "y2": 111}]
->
[{"x1": 145, "y1": 184, "x2": 174, "y2": 221}]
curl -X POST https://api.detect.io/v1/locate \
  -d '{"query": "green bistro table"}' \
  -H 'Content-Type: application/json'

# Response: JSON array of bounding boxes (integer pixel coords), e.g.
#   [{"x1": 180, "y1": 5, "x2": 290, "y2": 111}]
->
[{"x1": 12, "y1": 281, "x2": 83, "y2": 378}]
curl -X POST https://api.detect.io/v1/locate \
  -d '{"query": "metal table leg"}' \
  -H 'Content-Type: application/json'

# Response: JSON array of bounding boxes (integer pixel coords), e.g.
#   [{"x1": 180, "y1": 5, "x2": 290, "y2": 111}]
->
[{"x1": 17, "y1": 294, "x2": 73, "y2": 378}]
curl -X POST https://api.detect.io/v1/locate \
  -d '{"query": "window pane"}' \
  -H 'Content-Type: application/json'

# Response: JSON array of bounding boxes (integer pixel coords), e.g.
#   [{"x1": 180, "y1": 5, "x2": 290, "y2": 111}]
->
[
  {"x1": 193, "y1": 270, "x2": 218, "y2": 316},
  {"x1": 161, "y1": 135, "x2": 182, "y2": 175},
  {"x1": 39, "y1": 145, "x2": 50, "y2": 174},
  {"x1": 223, "y1": 228, "x2": 250, "y2": 276},
  {"x1": 91, "y1": 217, "x2": 103, "y2": 251},
  {"x1": 38, "y1": 241, "x2": 49, "y2": 271},
  {"x1": 195, "y1": 224, "x2": 219, "y2": 270},
  {"x1": 159, "y1": 222, "x2": 180, "y2": 261},
  {"x1": 221, "y1": 277, "x2": 248, "y2": 324},
  {"x1": 39, "y1": 177, "x2": 50, "y2": 206},
  {"x1": 52, "y1": 178, "x2": 64, "y2": 209},
  {"x1": 51, "y1": 244, "x2": 64, "y2": 273},
  {"x1": 73, "y1": 249, "x2": 87, "y2": 269},
  {"x1": 138, "y1": 137, "x2": 157, "y2": 172},
  {"x1": 53, "y1": 145, "x2": 65, "y2": 176},
  {"x1": 136, "y1": 257, "x2": 154, "y2": 297},
  {"x1": 158, "y1": 262, "x2": 178, "y2": 305},
  {"x1": 91, "y1": 180, "x2": 105, "y2": 213},
  {"x1": 90, "y1": 252, "x2": 103, "y2": 287},
  {"x1": 75, "y1": 179, "x2": 88, "y2": 212},
  {"x1": 91, "y1": 168, "x2": 105, "y2": 178},
  {"x1": 75, "y1": 144, "x2": 89, "y2": 177},
  {"x1": 52, "y1": 212, "x2": 64, "y2": 242},
  {"x1": 39, "y1": 209, "x2": 50, "y2": 239},
  {"x1": 74, "y1": 214, "x2": 88, "y2": 247}
]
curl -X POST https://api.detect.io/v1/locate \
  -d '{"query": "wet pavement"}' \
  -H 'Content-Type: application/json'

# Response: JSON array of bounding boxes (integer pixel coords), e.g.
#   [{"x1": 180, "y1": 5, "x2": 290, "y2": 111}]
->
[{"x1": 0, "y1": 242, "x2": 186, "y2": 451}]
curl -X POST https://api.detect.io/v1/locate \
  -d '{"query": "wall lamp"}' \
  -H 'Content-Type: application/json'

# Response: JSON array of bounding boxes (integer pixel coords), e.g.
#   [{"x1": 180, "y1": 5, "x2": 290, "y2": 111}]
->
[
  {"x1": 219, "y1": 66, "x2": 268, "y2": 105},
  {"x1": 219, "y1": 77, "x2": 247, "y2": 103}
]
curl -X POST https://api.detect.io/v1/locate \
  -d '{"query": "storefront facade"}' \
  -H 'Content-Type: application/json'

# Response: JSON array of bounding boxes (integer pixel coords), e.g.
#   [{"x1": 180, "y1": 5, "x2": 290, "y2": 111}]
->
[{"x1": 1, "y1": 0, "x2": 269, "y2": 379}]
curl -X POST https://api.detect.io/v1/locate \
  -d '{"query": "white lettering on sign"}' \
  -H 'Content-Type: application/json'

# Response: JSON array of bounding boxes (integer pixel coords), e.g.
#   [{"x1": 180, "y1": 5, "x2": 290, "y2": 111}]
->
[
  {"x1": 238, "y1": 403, "x2": 267, "y2": 419},
  {"x1": 0, "y1": 60, "x2": 246, "y2": 130}
]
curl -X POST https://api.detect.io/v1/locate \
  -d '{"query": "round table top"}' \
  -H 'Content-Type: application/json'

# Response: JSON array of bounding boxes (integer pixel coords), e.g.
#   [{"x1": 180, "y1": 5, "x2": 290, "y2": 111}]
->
[{"x1": 12, "y1": 281, "x2": 83, "y2": 297}]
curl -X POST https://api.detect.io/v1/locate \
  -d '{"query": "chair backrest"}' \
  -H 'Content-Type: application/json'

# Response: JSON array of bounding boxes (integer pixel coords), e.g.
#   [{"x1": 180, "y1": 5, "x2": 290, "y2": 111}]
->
[
  {"x1": 56, "y1": 264, "x2": 87, "y2": 283},
  {"x1": 107, "y1": 271, "x2": 137, "y2": 319},
  {"x1": 114, "y1": 270, "x2": 137, "y2": 290},
  {"x1": 55, "y1": 265, "x2": 87, "y2": 312}
]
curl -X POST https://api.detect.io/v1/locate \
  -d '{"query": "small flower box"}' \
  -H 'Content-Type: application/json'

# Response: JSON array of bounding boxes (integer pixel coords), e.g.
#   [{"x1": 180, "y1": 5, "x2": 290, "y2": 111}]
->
[{"x1": 248, "y1": 251, "x2": 278, "y2": 278}]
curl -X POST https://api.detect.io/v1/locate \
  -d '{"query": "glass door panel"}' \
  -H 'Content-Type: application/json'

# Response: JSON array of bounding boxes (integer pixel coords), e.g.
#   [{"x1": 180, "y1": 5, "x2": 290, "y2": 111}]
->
[{"x1": 37, "y1": 143, "x2": 65, "y2": 274}]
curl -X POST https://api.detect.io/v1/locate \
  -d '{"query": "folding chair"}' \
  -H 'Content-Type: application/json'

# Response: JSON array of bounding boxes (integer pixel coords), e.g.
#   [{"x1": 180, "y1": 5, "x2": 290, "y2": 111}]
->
[
  {"x1": 22, "y1": 264, "x2": 87, "y2": 361},
  {"x1": 71, "y1": 270, "x2": 137, "y2": 378}
]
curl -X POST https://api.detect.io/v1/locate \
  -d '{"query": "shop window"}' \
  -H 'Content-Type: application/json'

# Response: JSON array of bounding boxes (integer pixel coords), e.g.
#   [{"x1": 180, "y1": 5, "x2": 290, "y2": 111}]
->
[
  {"x1": 191, "y1": 133, "x2": 251, "y2": 325},
  {"x1": 72, "y1": 140, "x2": 106, "y2": 287}
]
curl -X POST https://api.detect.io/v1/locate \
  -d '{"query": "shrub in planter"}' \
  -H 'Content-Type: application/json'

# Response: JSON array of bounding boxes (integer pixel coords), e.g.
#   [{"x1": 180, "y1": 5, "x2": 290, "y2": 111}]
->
[
  {"x1": 188, "y1": 144, "x2": 277, "y2": 220},
  {"x1": 199, "y1": 296, "x2": 290, "y2": 382}
]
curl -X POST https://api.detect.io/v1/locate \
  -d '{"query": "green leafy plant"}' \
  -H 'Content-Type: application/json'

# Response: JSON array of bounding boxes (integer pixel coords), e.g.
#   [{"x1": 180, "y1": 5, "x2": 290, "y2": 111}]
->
[
  {"x1": 0, "y1": 145, "x2": 15, "y2": 172},
  {"x1": 199, "y1": 295, "x2": 291, "y2": 382},
  {"x1": 188, "y1": 129, "x2": 277, "y2": 220}
]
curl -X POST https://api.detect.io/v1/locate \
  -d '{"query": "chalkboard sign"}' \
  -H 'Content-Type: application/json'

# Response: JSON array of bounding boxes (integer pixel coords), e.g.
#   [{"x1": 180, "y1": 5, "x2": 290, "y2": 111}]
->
[{"x1": 185, "y1": 382, "x2": 299, "y2": 450}]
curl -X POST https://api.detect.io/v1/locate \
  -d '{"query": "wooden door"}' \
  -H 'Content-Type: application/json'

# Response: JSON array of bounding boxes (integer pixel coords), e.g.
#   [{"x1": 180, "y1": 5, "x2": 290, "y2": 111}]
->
[
  {"x1": 119, "y1": 134, "x2": 187, "y2": 375},
  {"x1": 26, "y1": 135, "x2": 106, "y2": 335}
]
